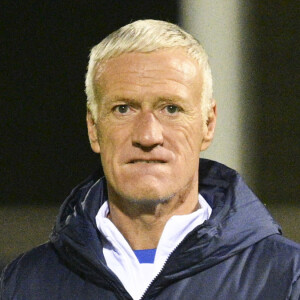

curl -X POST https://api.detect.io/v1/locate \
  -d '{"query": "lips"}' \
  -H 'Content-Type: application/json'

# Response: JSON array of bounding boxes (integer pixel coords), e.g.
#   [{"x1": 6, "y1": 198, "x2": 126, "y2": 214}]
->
[
  {"x1": 125, "y1": 151, "x2": 172, "y2": 165},
  {"x1": 128, "y1": 159, "x2": 167, "y2": 164}
]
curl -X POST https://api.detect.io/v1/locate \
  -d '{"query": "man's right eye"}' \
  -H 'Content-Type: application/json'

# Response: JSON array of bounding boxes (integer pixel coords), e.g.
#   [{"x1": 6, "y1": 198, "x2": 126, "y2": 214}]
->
[{"x1": 113, "y1": 105, "x2": 130, "y2": 114}]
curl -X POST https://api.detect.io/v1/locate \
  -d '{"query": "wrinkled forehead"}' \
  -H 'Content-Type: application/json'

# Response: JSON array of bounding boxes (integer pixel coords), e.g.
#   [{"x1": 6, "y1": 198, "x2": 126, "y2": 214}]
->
[{"x1": 93, "y1": 48, "x2": 203, "y2": 96}]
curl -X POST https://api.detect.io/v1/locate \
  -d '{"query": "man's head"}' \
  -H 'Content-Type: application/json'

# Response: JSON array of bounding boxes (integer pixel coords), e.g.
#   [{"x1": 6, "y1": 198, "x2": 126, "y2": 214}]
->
[
  {"x1": 85, "y1": 19, "x2": 213, "y2": 121},
  {"x1": 86, "y1": 20, "x2": 216, "y2": 206}
]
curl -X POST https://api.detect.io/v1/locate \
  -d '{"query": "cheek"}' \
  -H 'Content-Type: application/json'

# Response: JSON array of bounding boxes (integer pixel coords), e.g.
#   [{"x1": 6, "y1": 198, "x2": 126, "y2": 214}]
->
[
  {"x1": 97, "y1": 120, "x2": 115, "y2": 161},
  {"x1": 166, "y1": 122, "x2": 204, "y2": 159},
  {"x1": 97, "y1": 122, "x2": 131, "y2": 161}
]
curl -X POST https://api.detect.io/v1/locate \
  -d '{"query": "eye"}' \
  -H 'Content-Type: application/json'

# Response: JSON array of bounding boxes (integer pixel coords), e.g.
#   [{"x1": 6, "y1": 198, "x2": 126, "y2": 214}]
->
[
  {"x1": 164, "y1": 105, "x2": 180, "y2": 115},
  {"x1": 113, "y1": 105, "x2": 130, "y2": 114}
]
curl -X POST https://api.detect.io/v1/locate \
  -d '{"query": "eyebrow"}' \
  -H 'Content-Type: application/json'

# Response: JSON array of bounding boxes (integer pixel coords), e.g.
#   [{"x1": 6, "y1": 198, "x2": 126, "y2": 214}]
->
[
  {"x1": 101, "y1": 96, "x2": 139, "y2": 106},
  {"x1": 157, "y1": 96, "x2": 186, "y2": 104}
]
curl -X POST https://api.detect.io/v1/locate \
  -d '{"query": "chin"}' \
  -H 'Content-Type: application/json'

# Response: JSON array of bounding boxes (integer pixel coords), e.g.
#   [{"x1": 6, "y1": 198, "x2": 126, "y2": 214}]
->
[
  {"x1": 126, "y1": 192, "x2": 174, "y2": 204},
  {"x1": 118, "y1": 181, "x2": 175, "y2": 203}
]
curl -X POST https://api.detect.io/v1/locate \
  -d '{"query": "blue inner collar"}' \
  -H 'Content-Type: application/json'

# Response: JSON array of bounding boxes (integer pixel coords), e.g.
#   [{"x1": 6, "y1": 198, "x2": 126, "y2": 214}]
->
[{"x1": 133, "y1": 248, "x2": 157, "y2": 264}]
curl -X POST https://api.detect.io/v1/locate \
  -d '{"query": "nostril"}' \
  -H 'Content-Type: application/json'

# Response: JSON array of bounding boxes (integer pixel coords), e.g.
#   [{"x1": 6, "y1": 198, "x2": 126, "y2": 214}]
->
[{"x1": 132, "y1": 143, "x2": 162, "y2": 152}]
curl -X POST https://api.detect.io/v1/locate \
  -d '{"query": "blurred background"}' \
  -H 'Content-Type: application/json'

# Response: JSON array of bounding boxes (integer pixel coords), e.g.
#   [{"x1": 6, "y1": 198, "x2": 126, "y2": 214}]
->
[{"x1": 1, "y1": 1, "x2": 299, "y2": 271}]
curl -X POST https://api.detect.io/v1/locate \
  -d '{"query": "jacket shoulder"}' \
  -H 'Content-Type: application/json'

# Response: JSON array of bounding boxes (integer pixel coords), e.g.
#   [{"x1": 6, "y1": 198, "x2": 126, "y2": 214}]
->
[
  {"x1": 263, "y1": 234, "x2": 300, "y2": 255},
  {"x1": 1, "y1": 243, "x2": 62, "y2": 299},
  {"x1": 2, "y1": 242, "x2": 58, "y2": 276},
  {"x1": 255, "y1": 234, "x2": 300, "y2": 268},
  {"x1": 268, "y1": 235, "x2": 300, "y2": 297},
  {"x1": 253, "y1": 234, "x2": 300, "y2": 297}
]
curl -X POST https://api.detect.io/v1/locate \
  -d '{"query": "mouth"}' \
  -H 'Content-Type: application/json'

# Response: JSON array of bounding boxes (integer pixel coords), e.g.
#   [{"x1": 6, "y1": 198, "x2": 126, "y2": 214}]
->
[{"x1": 129, "y1": 159, "x2": 167, "y2": 164}]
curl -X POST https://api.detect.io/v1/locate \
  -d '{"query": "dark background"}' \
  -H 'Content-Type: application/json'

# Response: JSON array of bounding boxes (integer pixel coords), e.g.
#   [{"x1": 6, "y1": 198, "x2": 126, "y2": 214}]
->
[
  {"x1": 252, "y1": 2, "x2": 299, "y2": 205},
  {"x1": 1, "y1": 1, "x2": 178, "y2": 206},
  {"x1": 1, "y1": 1, "x2": 299, "y2": 269}
]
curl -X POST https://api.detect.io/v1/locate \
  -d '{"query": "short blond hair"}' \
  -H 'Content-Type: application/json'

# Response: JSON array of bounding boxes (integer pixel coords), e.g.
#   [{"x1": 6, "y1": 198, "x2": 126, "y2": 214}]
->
[{"x1": 85, "y1": 19, "x2": 213, "y2": 121}]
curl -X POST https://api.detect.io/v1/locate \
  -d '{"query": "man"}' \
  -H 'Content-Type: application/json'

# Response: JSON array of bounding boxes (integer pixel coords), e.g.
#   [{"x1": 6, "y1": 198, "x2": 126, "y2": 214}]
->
[{"x1": 1, "y1": 20, "x2": 300, "y2": 300}]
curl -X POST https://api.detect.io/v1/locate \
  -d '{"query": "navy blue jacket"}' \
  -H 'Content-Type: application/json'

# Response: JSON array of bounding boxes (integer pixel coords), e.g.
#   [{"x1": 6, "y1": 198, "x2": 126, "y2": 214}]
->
[{"x1": 1, "y1": 159, "x2": 300, "y2": 299}]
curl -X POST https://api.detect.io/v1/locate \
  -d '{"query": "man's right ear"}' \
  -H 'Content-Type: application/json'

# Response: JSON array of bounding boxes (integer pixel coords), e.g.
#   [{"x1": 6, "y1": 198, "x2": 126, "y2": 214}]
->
[{"x1": 86, "y1": 110, "x2": 101, "y2": 154}]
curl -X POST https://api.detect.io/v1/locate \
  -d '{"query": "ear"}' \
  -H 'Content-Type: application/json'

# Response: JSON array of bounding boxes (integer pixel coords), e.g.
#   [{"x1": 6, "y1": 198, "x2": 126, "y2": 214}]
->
[
  {"x1": 86, "y1": 110, "x2": 101, "y2": 154},
  {"x1": 200, "y1": 99, "x2": 217, "y2": 151}
]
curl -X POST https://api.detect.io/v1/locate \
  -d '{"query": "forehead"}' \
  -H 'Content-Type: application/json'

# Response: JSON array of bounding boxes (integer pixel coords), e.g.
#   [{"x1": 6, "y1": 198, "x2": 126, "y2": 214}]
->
[{"x1": 94, "y1": 48, "x2": 203, "y2": 102}]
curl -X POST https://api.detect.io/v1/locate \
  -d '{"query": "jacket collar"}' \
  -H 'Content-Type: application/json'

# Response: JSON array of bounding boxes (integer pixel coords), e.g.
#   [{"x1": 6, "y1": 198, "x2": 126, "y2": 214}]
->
[{"x1": 50, "y1": 159, "x2": 281, "y2": 286}]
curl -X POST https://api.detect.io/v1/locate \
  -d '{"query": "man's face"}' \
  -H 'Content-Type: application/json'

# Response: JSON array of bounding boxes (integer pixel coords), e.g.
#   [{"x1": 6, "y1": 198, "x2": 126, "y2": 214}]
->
[{"x1": 87, "y1": 48, "x2": 216, "y2": 203}]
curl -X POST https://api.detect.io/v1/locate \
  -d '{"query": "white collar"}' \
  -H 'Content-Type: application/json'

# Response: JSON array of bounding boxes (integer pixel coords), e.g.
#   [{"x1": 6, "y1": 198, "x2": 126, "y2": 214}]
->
[{"x1": 96, "y1": 195, "x2": 211, "y2": 300}]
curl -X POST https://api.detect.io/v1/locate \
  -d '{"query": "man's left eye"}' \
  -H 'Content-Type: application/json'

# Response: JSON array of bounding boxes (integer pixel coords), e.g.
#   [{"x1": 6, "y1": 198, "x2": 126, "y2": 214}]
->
[{"x1": 164, "y1": 105, "x2": 180, "y2": 114}]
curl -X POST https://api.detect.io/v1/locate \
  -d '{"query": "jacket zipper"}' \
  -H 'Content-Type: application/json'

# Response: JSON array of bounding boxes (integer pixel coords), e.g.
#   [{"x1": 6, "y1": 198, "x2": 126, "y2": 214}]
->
[
  {"x1": 139, "y1": 224, "x2": 203, "y2": 300},
  {"x1": 101, "y1": 264, "x2": 134, "y2": 300},
  {"x1": 139, "y1": 256, "x2": 172, "y2": 299}
]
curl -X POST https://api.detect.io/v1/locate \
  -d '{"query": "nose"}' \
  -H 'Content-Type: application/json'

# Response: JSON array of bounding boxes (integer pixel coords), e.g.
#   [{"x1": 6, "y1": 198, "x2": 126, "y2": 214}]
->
[{"x1": 132, "y1": 112, "x2": 163, "y2": 150}]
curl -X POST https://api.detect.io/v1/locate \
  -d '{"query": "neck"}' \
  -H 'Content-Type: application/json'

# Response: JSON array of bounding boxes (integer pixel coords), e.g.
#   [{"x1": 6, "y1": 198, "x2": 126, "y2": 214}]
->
[{"x1": 107, "y1": 176, "x2": 200, "y2": 250}]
